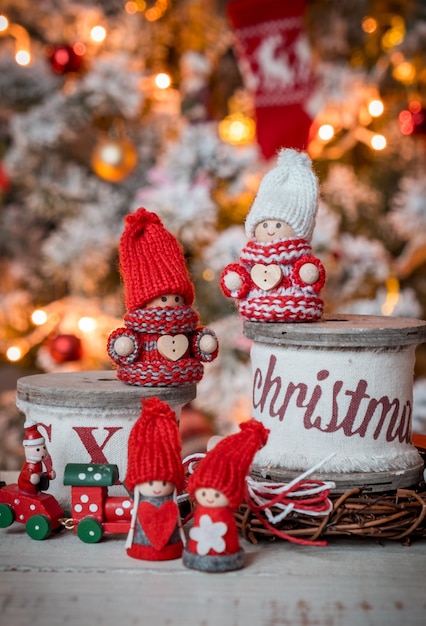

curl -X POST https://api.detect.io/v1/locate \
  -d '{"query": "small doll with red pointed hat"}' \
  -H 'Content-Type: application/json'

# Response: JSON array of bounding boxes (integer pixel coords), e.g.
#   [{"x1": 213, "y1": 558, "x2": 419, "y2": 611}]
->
[
  {"x1": 18, "y1": 420, "x2": 56, "y2": 495},
  {"x1": 107, "y1": 207, "x2": 218, "y2": 386},
  {"x1": 221, "y1": 149, "x2": 326, "y2": 322},
  {"x1": 125, "y1": 396, "x2": 185, "y2": 560},
  {"x1": 183, "y1": 419, "x2": 269, "y2": 572}
]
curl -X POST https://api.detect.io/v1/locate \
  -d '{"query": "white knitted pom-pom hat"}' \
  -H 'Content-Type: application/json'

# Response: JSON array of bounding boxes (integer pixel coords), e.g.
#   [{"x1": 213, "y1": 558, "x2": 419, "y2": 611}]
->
[{"x1": 245, "y1": 148, "x2": 319, "y2": 242}]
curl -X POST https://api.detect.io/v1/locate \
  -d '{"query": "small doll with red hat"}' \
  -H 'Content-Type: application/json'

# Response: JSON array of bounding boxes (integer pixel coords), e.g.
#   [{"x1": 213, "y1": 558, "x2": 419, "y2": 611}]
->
[
  {"x1": 107, "y1": 207, "x2": 218, "y2": 386},
  {"x1": 221, "y1": 149, "x2": 326, "y2": 322},
  {"x1": 183, "y1": 419, "x2": 269, "y2": 572},
  {"x1": 125, "y1": 396, "x2": 185, "y2": 560},
  {"x1": 18, "y1": 420, "x2": 56, "y2": 495}
]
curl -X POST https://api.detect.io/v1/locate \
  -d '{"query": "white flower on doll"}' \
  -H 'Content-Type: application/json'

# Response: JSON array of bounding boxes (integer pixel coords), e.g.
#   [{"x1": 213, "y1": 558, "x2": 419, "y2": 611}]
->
[{"x1": 189, "y1": 514, "x2": 227, "y2": 556}]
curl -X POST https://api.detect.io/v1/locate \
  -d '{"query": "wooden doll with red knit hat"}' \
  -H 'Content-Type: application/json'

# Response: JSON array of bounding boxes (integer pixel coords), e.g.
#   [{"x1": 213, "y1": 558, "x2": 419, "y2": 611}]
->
[
  {"x1": 107, "y1": 207, "x2": 218, "y2": 386},
  {"x1": 221, "y1": 149, "x2": 326, "y2": 322},
  {"x1": 183, "y1": 419, "x2": 269, "y2": 572},
  {"x1": 125, "y1": 397, "x2": 185, "y2": 560}
]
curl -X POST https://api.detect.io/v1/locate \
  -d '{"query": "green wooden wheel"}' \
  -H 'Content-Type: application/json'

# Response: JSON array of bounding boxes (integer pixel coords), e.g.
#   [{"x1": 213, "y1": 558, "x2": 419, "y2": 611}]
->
[
  {"x1": 26, "y1": 514, "x2": 51, "y2": 540},
  {"x1": 77, "y1": 517, "x2": 103, "y2": 543},
  {"x1": 0, "y1": 503, "x2": 14, "y2": 528}
]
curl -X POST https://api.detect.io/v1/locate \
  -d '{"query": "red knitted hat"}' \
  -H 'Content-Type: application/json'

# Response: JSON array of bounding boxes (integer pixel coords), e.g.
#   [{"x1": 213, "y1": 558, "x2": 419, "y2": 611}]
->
[
  {"x1": 119, "y1": 207, "x2": 195, "y2": 311},
  {"x1": 23, "y1": 420, "x2": 45, "y2": 447},
  {"x1": 187, "y1": 419, "x2": 269, "y2": 509},
  {"x1": 125, "y1": 397, "x2": 185, "y2": 494}
]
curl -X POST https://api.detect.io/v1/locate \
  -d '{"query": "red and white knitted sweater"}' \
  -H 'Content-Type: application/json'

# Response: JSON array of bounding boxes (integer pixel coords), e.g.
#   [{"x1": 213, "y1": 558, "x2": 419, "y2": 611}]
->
[
  {"x1": 107, "y1": 305, "x2": 218, "y2": 386},
  {"x1": 221, "y1": 238, "x2": 326, "y2": 322}
]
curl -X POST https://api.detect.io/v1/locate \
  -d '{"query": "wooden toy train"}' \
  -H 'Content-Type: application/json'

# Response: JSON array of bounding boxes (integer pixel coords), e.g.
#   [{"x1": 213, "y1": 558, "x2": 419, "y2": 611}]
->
[{"x1": 0, "y1": 463, "x2": 133, "y2": 542}]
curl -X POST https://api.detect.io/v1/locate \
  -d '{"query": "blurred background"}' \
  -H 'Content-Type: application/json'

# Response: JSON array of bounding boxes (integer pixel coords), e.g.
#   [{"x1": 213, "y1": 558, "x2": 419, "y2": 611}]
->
[{"x1": 1, "y1": 0, "x2": 426, "y2": 469}]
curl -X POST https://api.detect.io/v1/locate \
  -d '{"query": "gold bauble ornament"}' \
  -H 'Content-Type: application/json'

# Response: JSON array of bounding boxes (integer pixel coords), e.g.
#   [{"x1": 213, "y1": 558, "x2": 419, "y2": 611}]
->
[{"x1": 91, "y1": 137, "x2": 138, "y2": 183}]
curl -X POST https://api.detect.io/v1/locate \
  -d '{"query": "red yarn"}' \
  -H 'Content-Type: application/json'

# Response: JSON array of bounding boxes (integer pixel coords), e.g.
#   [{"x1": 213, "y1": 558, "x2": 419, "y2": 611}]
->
[
  {"x1": 119, "y1": 207, "x2": 195, "y2": 311},
  {"x1": 125, "y1": 397, "x2": 185, "y2": 493},
  {"x1": 247, "y1": 498, "x2": 328, "y2": 547},
  {"x1": 245, "y1": 478, "x2": 333, "y2": 546}
]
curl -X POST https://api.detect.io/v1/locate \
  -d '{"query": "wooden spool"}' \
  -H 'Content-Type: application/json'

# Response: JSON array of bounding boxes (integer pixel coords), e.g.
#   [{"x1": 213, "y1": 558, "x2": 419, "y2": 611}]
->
[
  {"x1": 244, "y1": 314, "x2": 426, "y2": 493},
  {"x1": 16, "y1": 371, "x2": 196, "y2": 508}
]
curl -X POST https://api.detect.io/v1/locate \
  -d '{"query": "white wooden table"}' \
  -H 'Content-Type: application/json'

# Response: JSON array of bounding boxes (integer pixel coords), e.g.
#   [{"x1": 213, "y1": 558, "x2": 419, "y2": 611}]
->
[{"x1": 1, "y1": 472, "x2": 425, "y2": 626}]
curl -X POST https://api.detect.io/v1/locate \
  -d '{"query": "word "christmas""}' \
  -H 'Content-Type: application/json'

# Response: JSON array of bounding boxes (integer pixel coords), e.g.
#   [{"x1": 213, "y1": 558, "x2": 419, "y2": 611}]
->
[{"x1": 253, "y1": 355, "x2": 411, "y2": 443}]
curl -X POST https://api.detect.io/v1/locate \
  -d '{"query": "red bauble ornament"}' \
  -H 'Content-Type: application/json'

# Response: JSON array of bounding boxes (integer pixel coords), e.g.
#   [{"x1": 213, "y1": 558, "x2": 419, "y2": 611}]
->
[
  {"x1": 47, "y1": 44, "x2": 85, "y2": 74},
  {"x1": 48, "y1": 334, "x2": 83, "y2": 363}
]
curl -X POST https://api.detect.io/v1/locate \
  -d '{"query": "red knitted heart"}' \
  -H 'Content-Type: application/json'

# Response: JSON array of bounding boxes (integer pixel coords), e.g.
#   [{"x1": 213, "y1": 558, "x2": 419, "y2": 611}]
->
[{"x1": 137, "y1": 500, "x2": 179, "y2": 550}]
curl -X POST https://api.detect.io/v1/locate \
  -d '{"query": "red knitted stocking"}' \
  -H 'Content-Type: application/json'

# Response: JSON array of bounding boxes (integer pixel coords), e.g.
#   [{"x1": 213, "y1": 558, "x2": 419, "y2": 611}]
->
[{"x1": 227, "y1": 0, "x2": 315, "y2": 159}]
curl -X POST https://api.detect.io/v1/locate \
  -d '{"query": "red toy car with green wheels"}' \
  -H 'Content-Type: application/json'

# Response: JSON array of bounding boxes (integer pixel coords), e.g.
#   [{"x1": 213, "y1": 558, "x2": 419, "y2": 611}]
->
[{"x1": 0, "y1": 480, "x2": 64, "y2": 540}]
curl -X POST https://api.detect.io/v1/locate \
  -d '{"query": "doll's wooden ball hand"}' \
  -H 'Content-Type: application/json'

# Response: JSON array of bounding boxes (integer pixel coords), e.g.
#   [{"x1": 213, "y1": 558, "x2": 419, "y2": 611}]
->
[
  {"x1": 199, "y1": 333, "x2": 218, "y2": 354},
  {"x1": 298, "y1": 262, "x2": 320, "y2": 285},
  {"x1": 223, "y1": 271, "x2": 243, "y2": 292},
  {"x1": 113, "y1": 335, "x2": 136, "y2": 357}
]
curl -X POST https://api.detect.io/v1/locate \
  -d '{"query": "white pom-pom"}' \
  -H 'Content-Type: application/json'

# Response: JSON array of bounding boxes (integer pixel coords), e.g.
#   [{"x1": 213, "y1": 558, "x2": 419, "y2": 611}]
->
[{"x1": 276, "y1": 148, "x2": 311, "y2": 170}]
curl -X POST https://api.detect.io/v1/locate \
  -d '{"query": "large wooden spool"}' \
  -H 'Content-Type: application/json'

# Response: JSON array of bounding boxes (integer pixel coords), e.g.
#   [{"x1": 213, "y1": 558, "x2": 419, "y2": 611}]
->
[
  {"x1": 244, "y1": 314, "x2": 426, "y2": 492},
  {"x1": 16, "y1": 371, "x2": 196, "y2": 507}
]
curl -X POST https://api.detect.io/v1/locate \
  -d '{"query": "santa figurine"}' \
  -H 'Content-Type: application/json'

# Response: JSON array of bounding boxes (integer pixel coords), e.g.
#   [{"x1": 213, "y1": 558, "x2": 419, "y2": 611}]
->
[
  {"x1": 18, "y1": 420, "x2": 56, "y2": 495},
  {"x1": 125, "y1": 396, "x2": 185, "y2": 561},
  {"x1": 220, "y1": 148, "x2": 326, "y2": 322},
  {"x1": 107, "y1": 207, "x2": 218, "y2": 386},
  {"x1": 183, "y1": 419, "x2": 269, "y2": 572}
]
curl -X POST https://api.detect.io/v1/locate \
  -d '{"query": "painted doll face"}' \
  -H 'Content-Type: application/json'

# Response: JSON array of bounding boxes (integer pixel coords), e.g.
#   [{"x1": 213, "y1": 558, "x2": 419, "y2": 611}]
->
[
  {"x1": 146, "y1": 294, "x2": 185, "y2": 308},
  {"x1": 137, "y1": 481, "x2": 175, "y2": 497},
  {"x1": 254, "y1": 220, "x2": 296, "y2": 242},
  {"x1": 195, "y1": 487, "x2": 229, "y2": 508},
  {"x1": 24, "y1": 443, "x2": 48, "y2": 463}
]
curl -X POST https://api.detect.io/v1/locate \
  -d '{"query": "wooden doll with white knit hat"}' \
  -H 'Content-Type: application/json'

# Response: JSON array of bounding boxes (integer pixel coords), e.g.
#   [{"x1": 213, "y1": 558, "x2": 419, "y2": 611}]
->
[{"x1": 221, "y1": 148, "x2": 326, "y2": 322}]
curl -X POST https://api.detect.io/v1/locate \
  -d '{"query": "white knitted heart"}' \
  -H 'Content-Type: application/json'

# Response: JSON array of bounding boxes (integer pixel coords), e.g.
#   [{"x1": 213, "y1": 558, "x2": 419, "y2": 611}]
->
[
  {"x1": 251, "y1": 264, "x2": 282, "y2": 290},
  {"x1": 157, "y1": 334, "x2": 189, "y2": 361}
]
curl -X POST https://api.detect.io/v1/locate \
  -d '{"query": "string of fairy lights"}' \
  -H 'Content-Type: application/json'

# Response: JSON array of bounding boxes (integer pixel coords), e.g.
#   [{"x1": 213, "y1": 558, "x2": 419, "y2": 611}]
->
[{"x1": 0, "y1": 4, "x2": 422, "y2": 364}]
